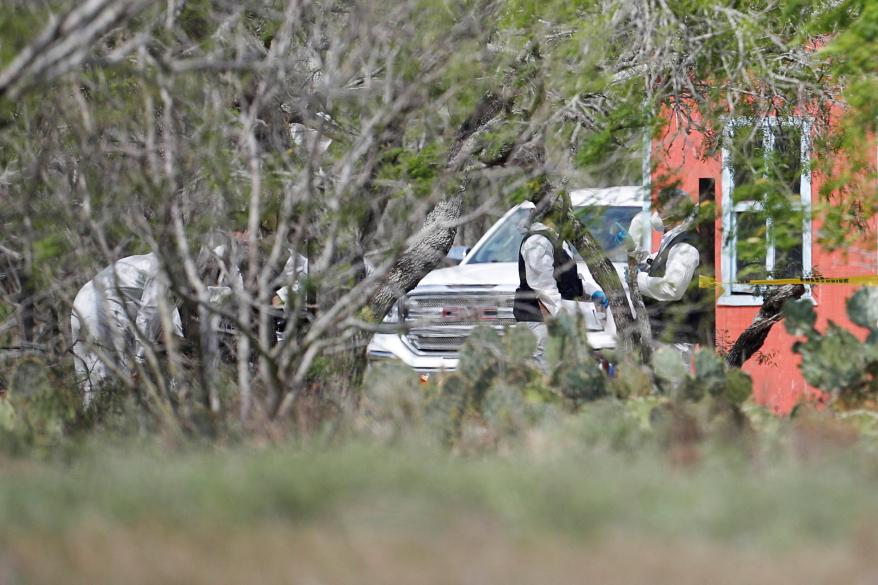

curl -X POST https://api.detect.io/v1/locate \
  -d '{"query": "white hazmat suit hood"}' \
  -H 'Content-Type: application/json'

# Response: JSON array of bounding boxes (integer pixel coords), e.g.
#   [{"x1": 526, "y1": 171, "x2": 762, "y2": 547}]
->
[
  {"x1": 70, "y1": 253, "x2": 183, "y2": 406},
  {"x1": 634, "y1": 212, "x2": 699, "y2": 302}
]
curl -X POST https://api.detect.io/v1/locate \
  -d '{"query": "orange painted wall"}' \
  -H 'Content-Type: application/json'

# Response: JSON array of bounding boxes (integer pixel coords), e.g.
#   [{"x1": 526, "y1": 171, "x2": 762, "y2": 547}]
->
[{"x1": 653, "y1": 115, "x2": 877, "y2": 414}]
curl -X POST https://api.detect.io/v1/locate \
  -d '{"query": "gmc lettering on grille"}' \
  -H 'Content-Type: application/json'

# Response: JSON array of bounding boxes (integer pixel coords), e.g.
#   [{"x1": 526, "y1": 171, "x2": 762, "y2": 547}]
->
[{"x1": 440, "y1": 306, "x2": 498, "y2": 321}]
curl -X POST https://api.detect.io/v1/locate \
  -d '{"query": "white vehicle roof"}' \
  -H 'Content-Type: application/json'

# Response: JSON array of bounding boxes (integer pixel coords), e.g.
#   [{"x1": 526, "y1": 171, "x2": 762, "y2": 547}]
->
[{"x1": 507, "y1": 186, "x2": 646, "y2": 211}]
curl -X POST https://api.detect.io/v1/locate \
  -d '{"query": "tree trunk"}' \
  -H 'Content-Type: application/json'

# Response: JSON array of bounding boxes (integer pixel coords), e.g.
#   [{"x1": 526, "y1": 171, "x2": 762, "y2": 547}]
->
[
  {"x1": 626, "y1": 253, "x2": 652, "y2": 362},
  {"x1": 17, "y1": 268, "x2": 35, "y2": 344},
  {"x1": 726, "y1": 284, "x2": 805, "y2": 368},
  {"x1": 570, "y1": 215, "x2": 651, "y2": 362},
  {"x1": 367, "y1": 195, "x2": 464, "y2": 321},
  {"x1": 365, "y1": 90, "x2": 516, "y2": 320}
]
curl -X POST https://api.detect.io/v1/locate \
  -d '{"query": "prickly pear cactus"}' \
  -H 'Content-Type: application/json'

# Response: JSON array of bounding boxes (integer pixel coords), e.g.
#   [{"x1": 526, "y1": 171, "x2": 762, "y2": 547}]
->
[
  {"x1": 847, "y1": 288, "x2": 878, "y2": 337},
  {"x1": 432, "y1": 326, "x2": 504, "y2": 446},
  {"x1": 481, "y1": 379, "x2": 531, "y2": 439},
  {"x1": 456, "y1": 325, "x2": 502, "y2": 406},
  {"x1": 501, "y1": 325, "x2": 539, "y2": 387},
  {"x1": 723, "y1": 369, "x2": 754, "y2": 405},
  {"x1": 783, "y1": 296, "x2": 818, "y2": 337},
  {"x1": 546, "y1": 313, "x2": 607, "y2": 403},
  {"x1": 652, "y1": 346, "x2": 752, "y2": 406},
  {"x1": 785, "y1": 289, "x2": 878, "y2": 407},
  {"x1": 435, "y1": 316, "x2": 614, "y2": 448},
  {"x1": 653, "y1": 346, "x2": 689, "y2": 392},
  {"x1": 694, "y1": 348, "x2": 725, "y2": 390}
]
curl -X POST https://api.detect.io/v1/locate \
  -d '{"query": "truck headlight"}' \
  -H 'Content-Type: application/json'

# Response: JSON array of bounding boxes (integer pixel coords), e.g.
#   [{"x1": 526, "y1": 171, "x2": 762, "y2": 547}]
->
[{"x1": 383, "y1": 299, "x2": 404, "y2": 323}]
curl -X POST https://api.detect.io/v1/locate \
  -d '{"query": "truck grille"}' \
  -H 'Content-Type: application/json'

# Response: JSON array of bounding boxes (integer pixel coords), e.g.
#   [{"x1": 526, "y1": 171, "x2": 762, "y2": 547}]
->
[
  {"x1": 407, "y1": 331, "x2": 470, "y2": 353},
  {"x1": 403, "y1": 292, "x2": 516, "y2": 354}
]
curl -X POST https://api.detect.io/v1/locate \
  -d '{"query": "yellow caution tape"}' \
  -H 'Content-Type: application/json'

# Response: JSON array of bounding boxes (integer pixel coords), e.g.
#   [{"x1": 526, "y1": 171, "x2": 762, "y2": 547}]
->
[{"x1": 698, "y1": 274, "x2": 878, "y2": 289}]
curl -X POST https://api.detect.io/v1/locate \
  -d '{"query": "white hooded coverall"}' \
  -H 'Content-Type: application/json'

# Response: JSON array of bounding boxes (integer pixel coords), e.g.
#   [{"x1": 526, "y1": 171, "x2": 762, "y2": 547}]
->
[
  {"x1": 70, "y1": 253, "x2": 183, "y2": 405},
  {"x1": 274, "y1": 251, "x2": 309, "y2": 306},
  {"x1": 519, "y1": 222, "x2": 602, "y2": 366},
  {"x1": 634, "y1": 219, "x2": 701, "y2": 361},
  {"x1": 636, "y1": 236, "x2": 699, "y2": 301}
]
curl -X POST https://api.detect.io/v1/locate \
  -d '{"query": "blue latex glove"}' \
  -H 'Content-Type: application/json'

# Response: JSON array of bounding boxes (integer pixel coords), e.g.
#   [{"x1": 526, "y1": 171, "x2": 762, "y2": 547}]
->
[
  {"x1": 591, "y1": 291, "x2": 609, "y2": 309},
  {"x1": 611, "y1": 222, "x2": 628, "y2": 246}
]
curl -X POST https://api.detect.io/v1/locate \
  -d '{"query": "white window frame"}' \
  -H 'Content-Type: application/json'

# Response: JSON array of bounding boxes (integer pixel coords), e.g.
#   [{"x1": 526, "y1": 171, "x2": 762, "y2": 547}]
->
[{"x1": 720, "y1": 117, "x2": 812, "y2": 306}]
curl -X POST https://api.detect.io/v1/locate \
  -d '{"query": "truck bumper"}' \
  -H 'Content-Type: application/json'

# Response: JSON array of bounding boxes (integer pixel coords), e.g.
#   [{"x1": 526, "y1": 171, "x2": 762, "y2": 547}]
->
[
  {"x1": 367, "y1": 328, "x2": 617, "y2": 372},
  {"x1": 367, "y1": 333, "x2": 460, "y2": 372}
]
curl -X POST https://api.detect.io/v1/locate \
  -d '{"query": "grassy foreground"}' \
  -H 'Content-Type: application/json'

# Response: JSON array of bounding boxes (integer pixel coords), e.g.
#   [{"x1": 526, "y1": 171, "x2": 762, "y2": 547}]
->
[{"x1": 4, "y1": 424, "x2": 878, "y2": 584}]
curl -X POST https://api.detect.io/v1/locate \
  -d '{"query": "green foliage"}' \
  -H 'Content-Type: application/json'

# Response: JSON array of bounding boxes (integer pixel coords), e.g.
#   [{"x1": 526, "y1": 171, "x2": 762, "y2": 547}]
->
[
  {"x1": 0, "y1": 4, "x2": 50, "y2": 66},
  {"x1": 0, "y1": 0, "x2": 873, "y2": 450},
  {"x1": 501, "y1": 0, "x2": 598, "y2": 29},
  {"x1": 804, "y1": 1, "x2": 878, "y2": 248},
  {"x1": 362, "y1": 318, "x2": 611, "y2": 450},
  {"x1": 436, "y1": 325, "x2": 551, "y2": 447},
  {"x1": 479, "y1": 125, "x2": 520, "y2": 165},
  {"x1": 0, "y1": 396, "x2": 15, "y2": 432},
  {"x1": 0, "y1": 358, "x2": 81, "y2": 456},
  {"x1": 32, "y1": 233, "x2": 71, "y2": 286},
  {"x1": 244, "y1": 9, "x2": 283, "y2": 48},
  {"x1": 179, "y1": 0, "x2": 214, "y2": 42},
  {"x1": 573, "y1": 98, "x2": 649, "y2": 182},
  {"x1": 607, "y1": 358, "x2": 653, "y2": 400},
  {"x1": 377, "y1": 143, "x2": 445, "y2": 199}
]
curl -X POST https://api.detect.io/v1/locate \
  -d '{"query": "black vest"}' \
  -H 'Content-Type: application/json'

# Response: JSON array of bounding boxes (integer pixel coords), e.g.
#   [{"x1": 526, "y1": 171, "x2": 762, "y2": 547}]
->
[
  {"x1": 642, "y1": 229, "x2": 712, "y2": 344},
  {"x1": 513, "y1": 230, "x2": 584, "y2": 322}
]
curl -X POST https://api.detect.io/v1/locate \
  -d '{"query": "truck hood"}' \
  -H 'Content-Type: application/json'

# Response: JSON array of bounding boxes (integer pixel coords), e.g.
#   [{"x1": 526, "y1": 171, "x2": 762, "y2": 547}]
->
[
  {"x1": 415, "y1": 260, "x2": 626, "y2": 290},
  {"x1": 417, "y1": 262, "x2": 519, "y2": 288}
]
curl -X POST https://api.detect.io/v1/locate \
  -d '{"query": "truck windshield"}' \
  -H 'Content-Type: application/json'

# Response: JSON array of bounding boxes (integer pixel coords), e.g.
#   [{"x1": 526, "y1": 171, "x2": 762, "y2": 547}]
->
[{"x1": 465, "y1": 205, "x2": 642, "y2": 264}]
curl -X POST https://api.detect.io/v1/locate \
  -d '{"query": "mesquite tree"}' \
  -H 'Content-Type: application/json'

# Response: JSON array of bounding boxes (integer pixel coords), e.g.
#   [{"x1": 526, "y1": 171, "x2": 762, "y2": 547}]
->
[{"x1": 0, "y1": 0, "x2": 867, "y2": 432}]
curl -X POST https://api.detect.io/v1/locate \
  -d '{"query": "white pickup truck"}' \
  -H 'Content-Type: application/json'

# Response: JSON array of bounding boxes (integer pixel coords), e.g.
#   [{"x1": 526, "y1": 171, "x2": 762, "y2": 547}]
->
[{"x1": 367, "y1": 186, "x2": 648, "y2": 372}]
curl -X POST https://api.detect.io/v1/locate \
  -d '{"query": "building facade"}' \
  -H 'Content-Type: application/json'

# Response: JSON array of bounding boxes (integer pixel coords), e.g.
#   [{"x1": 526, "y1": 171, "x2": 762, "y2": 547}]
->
[{"x1": 653, "y1": 114, "x2": 877, "y2": 413}]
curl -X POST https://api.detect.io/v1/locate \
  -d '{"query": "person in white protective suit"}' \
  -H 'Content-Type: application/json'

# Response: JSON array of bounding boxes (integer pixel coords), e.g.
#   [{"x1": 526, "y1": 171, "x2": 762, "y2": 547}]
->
[
  {"x1": 272, "y1": 250, "x2": 309, "y2": 308},
  {"x1": 513, "y1": 192, "x2": 610, "y2": 367},
  {"x1": 70, "y1": 253, "x2": 183, "y2": 406},
  {"x1": 628, "y1": 188, "x2": 711, "y2": 347},
  {"x1": 198, "y1": 239, "x2": 245, "y2": 306},
  {"x1": 223, "y1": 229, "x2": 308, "y2": 310}
]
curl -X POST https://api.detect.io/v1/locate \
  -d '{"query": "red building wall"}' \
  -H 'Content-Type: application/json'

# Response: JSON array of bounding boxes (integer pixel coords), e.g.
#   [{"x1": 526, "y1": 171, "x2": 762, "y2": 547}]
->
[{"x1": 653, "y1": 116, "x2": 877, "y2": 414}]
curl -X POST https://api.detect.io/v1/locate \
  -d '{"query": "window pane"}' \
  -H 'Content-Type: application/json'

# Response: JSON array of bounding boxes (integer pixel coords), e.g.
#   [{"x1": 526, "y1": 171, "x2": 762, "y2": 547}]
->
[
  {"x1": 735, "y1": 211, "x2": 767, "y2": 282},
  {"x1": 729, "y1": 124, "x2": 764, "y2": 204},
  {"x1": 768, "y1": 123, "x2": 802, "y2": 199},
  {"x1": 771, "y1": 209, "x2": 804, "y2": 278},
  {"x1": 724, "y1": 119, "x2": 807, "y2": 291},
  {"x1": 766, "y1": 123, "x2": 804, "y2": 278}
]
